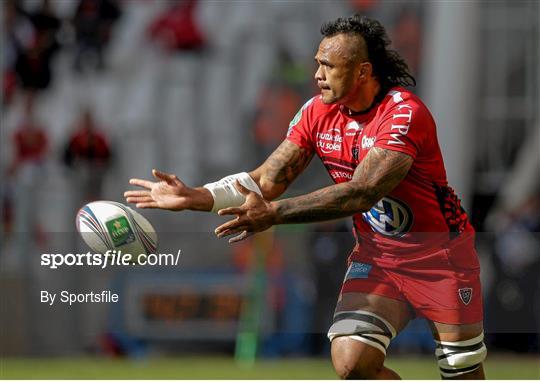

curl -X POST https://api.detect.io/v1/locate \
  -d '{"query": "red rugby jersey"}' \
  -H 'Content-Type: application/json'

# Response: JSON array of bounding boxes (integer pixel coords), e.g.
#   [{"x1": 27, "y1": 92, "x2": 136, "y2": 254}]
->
[{"x1": 286, "y1": 87, "x2": 473, "y2": 255}]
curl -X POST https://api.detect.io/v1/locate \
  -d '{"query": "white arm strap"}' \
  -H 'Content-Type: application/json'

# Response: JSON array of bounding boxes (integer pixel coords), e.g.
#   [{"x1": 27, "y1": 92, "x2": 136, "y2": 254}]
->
[{"x1": 203, "y1": 172, "x2": 263, "y2": 213}]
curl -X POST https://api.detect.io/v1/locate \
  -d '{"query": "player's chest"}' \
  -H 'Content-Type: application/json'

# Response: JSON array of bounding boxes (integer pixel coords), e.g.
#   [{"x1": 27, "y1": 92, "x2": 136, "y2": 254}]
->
[{"x1": 314, "y1": 117, "x2": 378, "y2": 182}]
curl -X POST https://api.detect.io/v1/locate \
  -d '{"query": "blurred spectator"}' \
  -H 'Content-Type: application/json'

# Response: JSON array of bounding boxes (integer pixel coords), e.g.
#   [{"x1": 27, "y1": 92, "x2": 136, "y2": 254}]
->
[
  {"x1": 3, "y1": 69, "x2": 18, "y2": 106},
  {"x1": 12, "y1": 0, "x2": 61, "y2": 94},
  {"x1": 2, "y1": 0, "x2": 34, "y2": 103},
  {"x1": 2, "y1": 1, "x2": 34, "y2": 64},
  {"x1": 27, "y1": 0, "x2": 61, "y2": 51},
  {"x1": 486, "y1": 194, "x2": 540, "y2": 353},
  {"x1": 148, "y1": 0, "x2": 205, "y2": 52},
  {"x1": 494, "y1": 195, "x2": 540, "y2": 275},
  {"x1": 9, "y1": 94, "x2": 49, "y2": 177},
  {"x1": 2, "y1": 184, "x2": 14, "y2": 237},
  {"x1": 62, "y1": 108, "x2": 112, "y2": 202},
  {"x1": 9, "y1": 94, "x2": 49, "y2": 261},
  {"x1": 73, "y1": 0, "x2": 121, "y2": 72},
  {"x1": 14, "y1": 28, "x2": 58, "y2": 92}
]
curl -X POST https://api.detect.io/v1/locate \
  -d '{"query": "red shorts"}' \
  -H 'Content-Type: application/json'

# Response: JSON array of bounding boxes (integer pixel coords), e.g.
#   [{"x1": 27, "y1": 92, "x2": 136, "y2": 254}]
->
[{"x1": 341, "y1": 236, "x2": 483, "y2": 324}]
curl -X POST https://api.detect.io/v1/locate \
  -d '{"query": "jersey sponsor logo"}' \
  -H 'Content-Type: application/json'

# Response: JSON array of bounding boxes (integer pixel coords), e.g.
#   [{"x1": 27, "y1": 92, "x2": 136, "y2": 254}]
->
[
  {"x1": 361, "y1": 136, "x2": 376, "y2": 149},
  {"x1": 330, "y1": 170, "x2": 353, "y2": 181},
  {"x1": 388, "y1": 104, "x2": 413, "y2": 146},
  {"x1": 287, "y1": 97, "x2": 315, "y2": 137},
  {"x1": 316, "y1": 128, "x2": 342, "y2": 154},
  {"x1": 345, "y1": 261, "x2": 373, "y2": 280},
  {"x1": 345, "y1": 121, "x2": 363, "y2": 136},
  {"x1": 362, "y1": 196, "x2": 413, "y2": 237},
  {"x1": 459, "y1": 288, "x2": 473, "y2": 305}
]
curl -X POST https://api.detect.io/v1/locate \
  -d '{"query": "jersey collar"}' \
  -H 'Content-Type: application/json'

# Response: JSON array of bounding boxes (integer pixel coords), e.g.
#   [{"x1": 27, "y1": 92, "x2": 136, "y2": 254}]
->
[{"x1": 339, "y1": 86, "x2": 388, "y2": 121}]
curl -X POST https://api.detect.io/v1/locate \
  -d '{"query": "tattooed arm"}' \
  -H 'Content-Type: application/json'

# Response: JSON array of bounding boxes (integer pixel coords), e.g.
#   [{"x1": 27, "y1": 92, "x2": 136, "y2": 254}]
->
[
  {"x1": 272, "y1": 147, "x2": 413, "y2": 223},
  {"x1": 123, "y1": 140, "x2": 312, "y2": 212},
  {"x1": 249, "y1": 140, "x2": 314, "y2": 200},
  {"x1": 215, "y1": 147, "x2": 413, "y2": 242}
]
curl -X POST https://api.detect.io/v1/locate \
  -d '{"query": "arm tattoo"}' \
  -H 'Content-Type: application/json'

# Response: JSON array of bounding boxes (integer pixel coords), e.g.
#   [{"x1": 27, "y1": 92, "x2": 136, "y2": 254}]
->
[
  {"x1": 273, "y1": 147, "x2": 413, "y2": 224},
  {"x1": 258, "y1": 140, "x2": 313, "y2": 199}
]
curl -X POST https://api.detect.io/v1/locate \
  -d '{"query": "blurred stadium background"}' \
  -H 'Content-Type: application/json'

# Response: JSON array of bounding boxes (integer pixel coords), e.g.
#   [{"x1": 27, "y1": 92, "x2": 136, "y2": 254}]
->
[{"x1": 1, "y1": 0, "x2": 539, "y2": 379}]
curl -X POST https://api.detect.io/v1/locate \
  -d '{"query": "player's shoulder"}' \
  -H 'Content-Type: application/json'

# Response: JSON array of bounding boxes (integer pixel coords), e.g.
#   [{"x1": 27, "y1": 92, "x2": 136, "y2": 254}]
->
[
  {"x1": 379, "y1": 87, "x2": 432, "y2": 117},
  {"x1": 381, "y1": 87, "x2": 425, "y2": 108},
  {"x1": 289, "y1": 95, "x2": 337, "y2": 128}
]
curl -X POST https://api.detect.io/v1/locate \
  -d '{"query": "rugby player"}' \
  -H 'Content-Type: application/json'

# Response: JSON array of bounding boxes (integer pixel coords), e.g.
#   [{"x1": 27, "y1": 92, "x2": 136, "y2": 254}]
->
[{"x1": 125, "y1": 15, "x2": 486, "y2": 379}]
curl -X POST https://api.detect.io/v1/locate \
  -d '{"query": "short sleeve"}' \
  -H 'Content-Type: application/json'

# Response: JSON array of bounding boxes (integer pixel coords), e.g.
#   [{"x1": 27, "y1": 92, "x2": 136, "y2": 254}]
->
[
  {"x1": 286, "y1": 97, "x2": 316, "y2": 151},
  {"x1": 374, "y1": 100, "x2": 430, "y2": 159}
]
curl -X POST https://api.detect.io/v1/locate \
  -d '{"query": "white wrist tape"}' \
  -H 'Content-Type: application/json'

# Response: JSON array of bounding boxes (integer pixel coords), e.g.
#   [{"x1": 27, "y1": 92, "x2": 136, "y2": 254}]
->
[{"x1": 203, "y1": 172, "x2": 263, "y2": 213}]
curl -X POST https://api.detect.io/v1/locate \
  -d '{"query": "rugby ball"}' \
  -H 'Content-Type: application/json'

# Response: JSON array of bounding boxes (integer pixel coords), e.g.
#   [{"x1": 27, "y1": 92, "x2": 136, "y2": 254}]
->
[{"x1": 76, "y1": 201, "x2": 157, "y2": 255}]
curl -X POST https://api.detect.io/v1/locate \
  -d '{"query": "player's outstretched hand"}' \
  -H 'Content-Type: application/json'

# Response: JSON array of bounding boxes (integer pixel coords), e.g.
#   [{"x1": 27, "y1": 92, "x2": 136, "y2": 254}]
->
[
  {"x1": 215, "y1": 181, "x2": 276, "y2": 243},
  {"x1": 125, "y1": 169, "x2": 196, "y2": 211}
]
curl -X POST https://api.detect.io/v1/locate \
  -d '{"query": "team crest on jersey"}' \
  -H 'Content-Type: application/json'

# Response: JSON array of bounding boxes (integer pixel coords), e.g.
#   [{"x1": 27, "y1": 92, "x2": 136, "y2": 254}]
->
[
  {"x1": 459, "y1": 288, "x2": 473, "y2": 305},
  {"x1": 362, "y1": 196, "x2": 413, "y2": 237},
  {"x1": 352, "y1": 147, "x2": 359, "y2": 161}
]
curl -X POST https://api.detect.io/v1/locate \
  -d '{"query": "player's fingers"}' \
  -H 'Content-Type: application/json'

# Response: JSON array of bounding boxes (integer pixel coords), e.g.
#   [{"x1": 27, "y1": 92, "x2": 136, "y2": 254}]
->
[
  {"x1": 215, "y1": 218, "x2": 242, "y2": 235},
  {"x1": 216, "y1": 226, "x2": 247, "y2": 239},
  {"x1": 126, "y1": 196, "x2": 154, "y2": 204},
  {"x1": 135, "y1": 202, "x2": 158, "y2": 209},
  {"x1": 217, "y1": 207, "x2": 243, "y2": 216},
  {"x1": 229, "y1": 231, "x2": 253, "y2": 244},
  {"x1": 152, "y1": 169, "x2": 182, "y2": 185},
  {"x1": 129, "y1": 178, "x2": 154, "y2": 189},
  {"x1": 124, "y1": 190, "x2": 150, "y2": 198},
  {"x1": 234, "y1": 180, "x2": 251, "y2": 196}
]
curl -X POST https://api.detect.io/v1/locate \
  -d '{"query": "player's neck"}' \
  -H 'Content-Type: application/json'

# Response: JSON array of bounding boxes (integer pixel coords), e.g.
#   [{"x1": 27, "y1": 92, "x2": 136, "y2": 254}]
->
[{"x1": 343, "y1": 80, "x2": 382, "y2": 114}]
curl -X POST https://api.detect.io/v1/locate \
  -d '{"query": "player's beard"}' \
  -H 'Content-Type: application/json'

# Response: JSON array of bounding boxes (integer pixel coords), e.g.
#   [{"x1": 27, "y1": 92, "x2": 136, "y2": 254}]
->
[
  {"x1": 320, "y1": 81, "x2": 353, "y2": 105},
  {"x1": 320, "y1": 88, "x2": 339, "y2": 104}
]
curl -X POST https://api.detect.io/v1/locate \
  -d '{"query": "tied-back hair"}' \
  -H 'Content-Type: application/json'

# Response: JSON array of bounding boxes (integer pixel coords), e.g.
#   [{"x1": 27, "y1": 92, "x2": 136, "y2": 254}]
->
[{"x1": 321, "y1": 14, "x2": 416, "y2": 89}]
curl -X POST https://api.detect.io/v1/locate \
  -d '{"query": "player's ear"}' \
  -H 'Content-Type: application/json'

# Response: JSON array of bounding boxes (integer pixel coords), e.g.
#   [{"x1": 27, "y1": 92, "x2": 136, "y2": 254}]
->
[{"x1": 359, "y1": 62, "x2": 372, "y2": 80}]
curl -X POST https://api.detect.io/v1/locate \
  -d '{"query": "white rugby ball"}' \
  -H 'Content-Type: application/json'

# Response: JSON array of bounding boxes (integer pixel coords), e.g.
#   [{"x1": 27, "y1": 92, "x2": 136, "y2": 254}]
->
[{"x1": 76, "y1": 201, "x2": 157, "y2": 255}]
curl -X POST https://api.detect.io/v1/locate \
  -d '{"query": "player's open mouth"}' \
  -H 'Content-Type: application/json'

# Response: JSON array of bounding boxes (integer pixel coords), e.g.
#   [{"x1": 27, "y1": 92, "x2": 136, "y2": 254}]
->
[{"x1": 318, "y1": 83, "x2": 330, "y2": 90}]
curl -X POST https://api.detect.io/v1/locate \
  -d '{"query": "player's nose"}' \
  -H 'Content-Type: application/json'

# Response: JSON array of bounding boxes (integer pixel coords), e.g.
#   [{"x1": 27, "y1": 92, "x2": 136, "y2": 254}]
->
[{"x1": 314, "y1": 66, "x2": 324, "y2": 82}]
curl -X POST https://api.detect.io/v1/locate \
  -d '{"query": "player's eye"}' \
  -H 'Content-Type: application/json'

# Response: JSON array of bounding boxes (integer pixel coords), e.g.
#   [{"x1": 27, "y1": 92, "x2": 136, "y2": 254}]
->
[{"x1": 315, "y1": 58, "x2": 333, "y2": 68}]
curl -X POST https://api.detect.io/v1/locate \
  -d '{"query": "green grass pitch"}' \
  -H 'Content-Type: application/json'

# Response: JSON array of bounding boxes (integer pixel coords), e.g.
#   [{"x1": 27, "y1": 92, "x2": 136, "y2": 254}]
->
[{"x1": 1, "y1": 355, "x2": 538, "y2": 379}]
